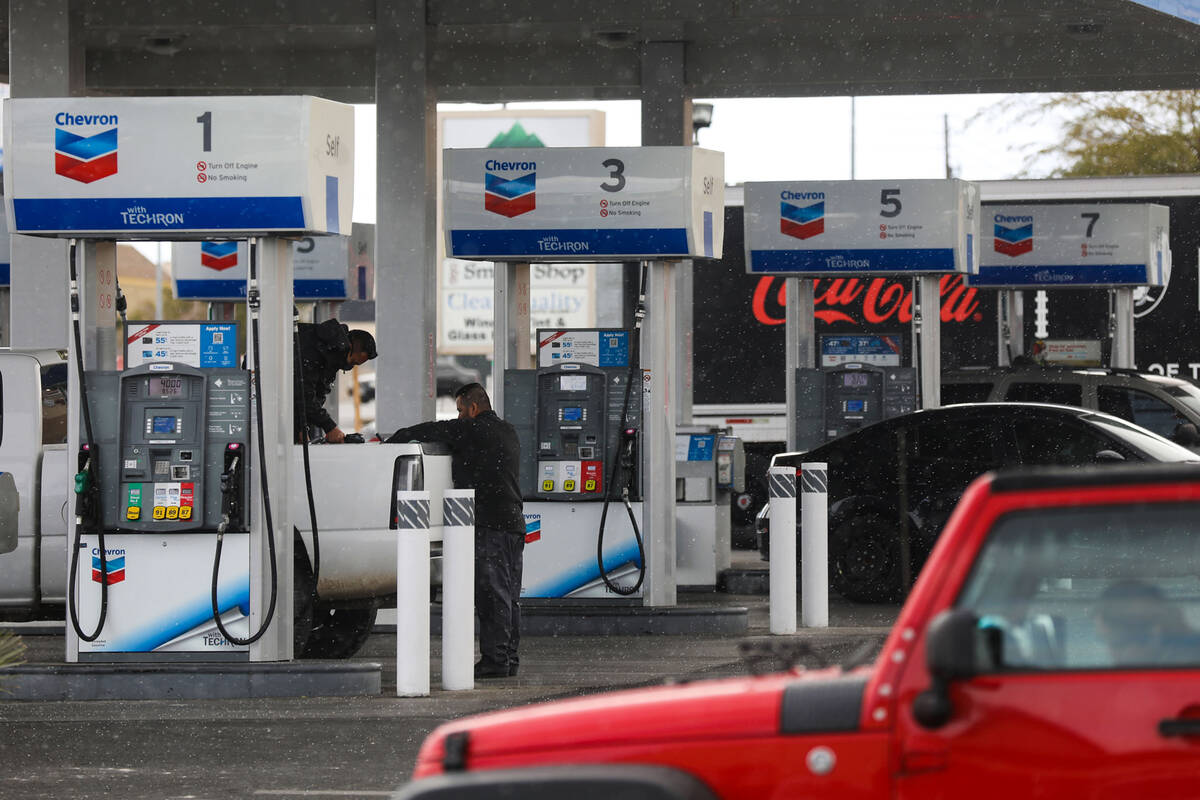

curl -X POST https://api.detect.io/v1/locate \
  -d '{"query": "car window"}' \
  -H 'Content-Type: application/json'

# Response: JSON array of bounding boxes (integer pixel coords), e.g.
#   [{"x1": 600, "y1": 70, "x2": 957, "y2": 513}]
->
[
  {"x1": 957, "y1": 503, "x2": 1200, "y2": 671},
  {"x1": 903, "y1": 414, "x2": 1007, "y2": 490},
  {"x1": 823, "y1": 425, "x2": 897, "y2": 496},
  {"x1": 1005, "y1": 381, "x2": 1083, "y2": 406},
  {"x1": 41, "y1": 363, "x2": 68, "y2": 445},
  {"x1": 1012, "y1": 415, "x2": 1128, "y2": 466},
  {"x1": 1098, "y1": 385, "x2": 1185, "y2": 439},
  {"x1": 941, "y1": 382, "x2": 993, "y2": 404},
  {"x1": 1079, "y1": 413, "x2": 1200, "y2": 463}
]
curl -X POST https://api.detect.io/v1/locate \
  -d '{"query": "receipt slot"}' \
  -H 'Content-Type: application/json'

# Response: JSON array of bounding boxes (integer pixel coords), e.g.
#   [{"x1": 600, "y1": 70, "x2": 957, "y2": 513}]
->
[{"x1": 794, "y1": 364, "x2": 918, "y2": 453}]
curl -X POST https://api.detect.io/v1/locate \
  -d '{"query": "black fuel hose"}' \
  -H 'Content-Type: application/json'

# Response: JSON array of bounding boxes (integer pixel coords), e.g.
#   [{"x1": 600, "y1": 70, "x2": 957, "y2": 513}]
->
[
  {"x1": 596, "y1": 262, "x2": 648, "y2": 596},
  {"x1": 66, "y1": 239, "x2": 109, "y2": 642},
  {"x1": 212, "y1": 238, "x2": 279, "y2": 646},
  {"x1": 294, "y1": 308, "x2": 321, "y2": 588}
]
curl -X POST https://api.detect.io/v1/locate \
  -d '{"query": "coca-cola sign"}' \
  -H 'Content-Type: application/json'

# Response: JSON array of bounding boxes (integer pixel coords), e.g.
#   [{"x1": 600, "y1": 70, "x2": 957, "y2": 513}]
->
[{"x1": 751, "y1": 274, "x2": 984, "y2": 327}]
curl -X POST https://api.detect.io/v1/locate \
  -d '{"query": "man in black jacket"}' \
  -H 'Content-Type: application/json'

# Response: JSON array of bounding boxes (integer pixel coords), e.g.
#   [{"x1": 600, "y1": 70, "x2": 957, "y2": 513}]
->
[
  {"x1": 385, "y1": 383, "x2": 524, "y2": 679},
  {"x1": 295, "y1": 320, "x2": 376, "y2": 444}
]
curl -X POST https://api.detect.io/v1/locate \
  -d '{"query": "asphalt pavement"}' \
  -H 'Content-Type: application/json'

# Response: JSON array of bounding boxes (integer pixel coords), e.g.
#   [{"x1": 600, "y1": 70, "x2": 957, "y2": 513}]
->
[{"x1": 0, "y1": 554, "x2": 898, "y2": 800}]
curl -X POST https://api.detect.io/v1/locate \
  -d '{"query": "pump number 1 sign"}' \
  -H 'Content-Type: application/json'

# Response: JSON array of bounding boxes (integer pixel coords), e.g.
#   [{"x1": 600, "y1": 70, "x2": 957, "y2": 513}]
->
[{"x1": 3, "y1": 96, "x2": 354, "y2": 237}]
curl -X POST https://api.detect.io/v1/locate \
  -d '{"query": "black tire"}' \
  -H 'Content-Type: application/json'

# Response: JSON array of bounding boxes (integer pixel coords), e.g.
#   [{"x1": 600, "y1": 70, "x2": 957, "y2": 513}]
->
[
  {"x1": 829, "y1": 511, "x2": 902, "y2": 603},
  {"x1": 293, "y1": 531, "x2": 316, "y2": 656},
  {"x1": 301, "y1": 604, "x2": 378, "y2": 659}
]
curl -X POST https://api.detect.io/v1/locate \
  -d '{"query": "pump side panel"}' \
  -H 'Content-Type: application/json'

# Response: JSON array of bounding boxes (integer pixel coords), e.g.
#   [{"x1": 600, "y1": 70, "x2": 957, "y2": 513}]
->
[{"x1": 0, "y1": 354, "x2": 43, "y2": 608}]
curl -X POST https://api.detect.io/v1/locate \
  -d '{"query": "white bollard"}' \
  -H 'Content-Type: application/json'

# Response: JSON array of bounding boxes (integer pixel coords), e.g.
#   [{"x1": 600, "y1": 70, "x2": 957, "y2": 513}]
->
[
  {"x1": 441, "y1": 490, "x2": 475, "y2": 691},
  {"x1": 768, "y1": 466, "x2": 797, "y2": 634},
  {"x1": 395, "y1": 490, "x2": 431, "y2": 697},
  {"x1": 801, "y1": 462, "x2": 829, "y2": 628}
]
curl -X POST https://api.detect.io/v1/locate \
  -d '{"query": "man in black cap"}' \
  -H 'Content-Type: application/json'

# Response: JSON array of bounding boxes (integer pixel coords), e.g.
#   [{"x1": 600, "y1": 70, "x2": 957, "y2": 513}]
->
[
  {"x1": 295, "y1": 319, "x2": 377, "y2": 444},
  {"x1": 385, "y1": 383, "x2": 524, "y2": 679}
]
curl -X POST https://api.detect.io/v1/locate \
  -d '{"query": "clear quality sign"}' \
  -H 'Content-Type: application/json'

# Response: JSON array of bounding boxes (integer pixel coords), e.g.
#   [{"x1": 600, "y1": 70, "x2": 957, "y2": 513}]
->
[
  {"x1": 443, "y1": 147, "x2": 724, "y2": 261},
  {"x1": 4, "y1": 96, "x2": 354, "y2": 236},
  {"x1": 744, "y1": 179, "x2": 980, "y2": 275},
  {"x1": 971, "y1": 203, "x2": 1170, "y2": 287}
]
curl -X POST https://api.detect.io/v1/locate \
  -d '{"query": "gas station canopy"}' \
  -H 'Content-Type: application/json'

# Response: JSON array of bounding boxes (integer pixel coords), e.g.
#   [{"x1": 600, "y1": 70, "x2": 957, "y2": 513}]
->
[{"x1": 2, "y1": 1, "x2": 1199, "y2": 102}]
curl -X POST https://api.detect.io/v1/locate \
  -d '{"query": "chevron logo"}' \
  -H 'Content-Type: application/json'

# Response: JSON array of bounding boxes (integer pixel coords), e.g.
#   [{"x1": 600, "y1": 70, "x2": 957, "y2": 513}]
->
[
  {"x1": 485, "y1": 171, "x2": 536, "y2": 218},
  {"x1": 200, "y1": 241, "x2": 239, "y2": 271},
  {"x1": 780, "y1": 200, "x2": 825, "y2": 240},
  {"x1": 55, "y1": 127, "x2": 118, "y2": 184},
  {"x1": 994, "y1": 221, "x2": 1033, "y2": 257},
  {"x1": 92, "y1": 554, "x2": 125, "y2": 585}
]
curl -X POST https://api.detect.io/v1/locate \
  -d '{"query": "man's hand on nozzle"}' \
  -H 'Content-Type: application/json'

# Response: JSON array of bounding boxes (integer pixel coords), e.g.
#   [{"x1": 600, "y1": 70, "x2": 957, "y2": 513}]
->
[{"x1": 324, "y1": 427, "x2": 347, "y2": 444}]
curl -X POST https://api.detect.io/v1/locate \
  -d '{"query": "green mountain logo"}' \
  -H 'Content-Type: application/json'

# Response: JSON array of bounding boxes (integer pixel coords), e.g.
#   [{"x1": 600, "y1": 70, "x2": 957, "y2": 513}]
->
[{"x1": 488, "y1": 123, "x2": 545, "y2": 148}]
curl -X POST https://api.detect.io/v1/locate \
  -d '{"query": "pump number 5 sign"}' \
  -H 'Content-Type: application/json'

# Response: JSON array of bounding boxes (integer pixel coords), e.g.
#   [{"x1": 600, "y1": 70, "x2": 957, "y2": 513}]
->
[{"x1": 744, "y1": 179, "x2": 979, "y2": 276}]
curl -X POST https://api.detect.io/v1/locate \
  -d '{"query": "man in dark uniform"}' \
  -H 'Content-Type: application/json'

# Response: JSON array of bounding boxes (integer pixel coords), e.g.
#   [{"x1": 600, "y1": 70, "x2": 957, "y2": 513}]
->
[
  {"x1": 385, "y1": 383, "x2": 524, "y2": 679},
  {"x1": 295, "y1": 319, "x2": 377, "y2": 444}
]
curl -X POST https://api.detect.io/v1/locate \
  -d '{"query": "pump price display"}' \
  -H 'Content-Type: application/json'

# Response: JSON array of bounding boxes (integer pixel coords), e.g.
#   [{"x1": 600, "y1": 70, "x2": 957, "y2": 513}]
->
[
  {"x1": 970, "y1": 203, "x2": 1170, "y2": 288},
  {"x1": 443, "y1": 147, "x2": 725, "y2": 261},
  {"x1": 744, "y1": 179, "x2": 980, "y2": 276},
  {"x1": 3, "y1": 96, "x2": 354, "y2": 237},
  {"x1": 149, "y1": 376, "x2": 185, "y2": 397}
]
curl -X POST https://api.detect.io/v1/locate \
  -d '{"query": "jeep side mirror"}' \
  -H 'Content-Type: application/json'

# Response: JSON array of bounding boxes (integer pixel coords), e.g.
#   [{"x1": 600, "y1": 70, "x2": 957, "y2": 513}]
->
[{"x1": 912, "y1": 608, "x2": 979, "y2": 729}]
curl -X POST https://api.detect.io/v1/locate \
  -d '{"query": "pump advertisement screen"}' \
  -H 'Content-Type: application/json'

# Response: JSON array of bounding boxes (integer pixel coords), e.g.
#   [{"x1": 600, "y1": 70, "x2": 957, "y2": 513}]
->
[
  {"x1": 971, "y1": 203, "x2": 1170, "y2": 288},
  {"x1": 125, "y1": 321, "x2": 238, "y2": 369},
  {"x1": 744, "y1": 179, "x2": 980, "y2": 276},
  {"x1": 443, "y1": 147, "x2": 725, "y2": 261},
  {"x1": 3, "y1": 96, "x2": 354, "y2": 237}
]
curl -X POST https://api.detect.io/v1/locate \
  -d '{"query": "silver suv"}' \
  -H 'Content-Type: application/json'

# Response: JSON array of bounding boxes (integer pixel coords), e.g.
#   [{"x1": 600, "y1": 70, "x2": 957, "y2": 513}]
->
[{"x1": 942, "y1": 367, "x2": 1200, "y2": 448}]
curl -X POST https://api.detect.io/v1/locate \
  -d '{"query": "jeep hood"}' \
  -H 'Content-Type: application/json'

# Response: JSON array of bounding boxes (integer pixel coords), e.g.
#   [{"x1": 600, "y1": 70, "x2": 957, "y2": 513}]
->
[{"x1": 412, "y1": 668, "x2": 865, "y2": 777}]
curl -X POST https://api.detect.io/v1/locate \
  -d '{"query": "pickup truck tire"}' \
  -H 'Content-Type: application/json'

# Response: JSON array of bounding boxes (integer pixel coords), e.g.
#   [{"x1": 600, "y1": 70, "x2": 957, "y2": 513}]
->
[
  {"x1": 830, "y1": 510, "x2": 902, "y2": 603},
  {"x1": 293, "y1": 534, "x2": 316, "y2": 656},
  {"x1": 301, "y1": 604, "x2": 378, "y2": 659}
]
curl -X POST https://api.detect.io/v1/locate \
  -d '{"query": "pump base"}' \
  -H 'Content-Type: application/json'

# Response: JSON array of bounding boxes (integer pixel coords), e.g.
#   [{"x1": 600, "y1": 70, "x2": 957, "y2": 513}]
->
[{"x1": 1, "y1": 660, "x2": 381, "y2": 701}]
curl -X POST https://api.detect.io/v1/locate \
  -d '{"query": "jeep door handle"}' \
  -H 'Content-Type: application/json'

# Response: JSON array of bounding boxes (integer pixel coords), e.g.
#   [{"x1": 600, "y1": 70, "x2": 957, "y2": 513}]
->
[{"x1": 1159, "y1": 718, "x2": 1200, "y2": 737}]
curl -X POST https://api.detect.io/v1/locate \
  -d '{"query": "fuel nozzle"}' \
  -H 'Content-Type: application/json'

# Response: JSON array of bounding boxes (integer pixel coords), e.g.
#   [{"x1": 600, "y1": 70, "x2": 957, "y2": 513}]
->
[
  {"x1": 74, "y1": 444, "x2": 99, "y2": 528},
  {"x1": 219, "y1": 443, "x2": 245, "y2": 531}
]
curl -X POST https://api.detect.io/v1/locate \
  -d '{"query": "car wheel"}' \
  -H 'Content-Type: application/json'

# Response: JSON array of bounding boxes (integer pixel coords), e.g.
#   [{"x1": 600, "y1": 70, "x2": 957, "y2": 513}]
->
[
  {"x1": 301, "y1": 604, "x2": 378, "y2": 659},
  {"x1": 829, "y1": 511, "x2": 902, "y2": 603}
]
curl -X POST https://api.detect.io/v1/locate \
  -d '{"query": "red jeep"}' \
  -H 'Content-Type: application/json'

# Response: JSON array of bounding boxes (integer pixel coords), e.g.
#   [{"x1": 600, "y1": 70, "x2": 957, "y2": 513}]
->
[{"x1": 400, "y1": 463, "x2": 1200, "y2": 799}]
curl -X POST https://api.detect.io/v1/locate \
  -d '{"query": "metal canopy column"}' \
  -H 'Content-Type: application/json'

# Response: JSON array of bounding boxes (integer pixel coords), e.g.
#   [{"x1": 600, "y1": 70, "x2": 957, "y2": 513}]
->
[
  {"x1": 642, "y1": 40, "x2": 693, "y2": 426},
  {"x1": 1111, "y1": 288, "x2": 1136, "y2": 369},
  {"x1": 249, "y1": 238, "x2": 295, "y2": 661},
  {"x1": 8, "y1": 0, "x2": 83, "y2": 349},
  {"x1": 639, "y1": 41, "x2": 690, "y2": 607},
  {"x1": 375, "y1": 0, "x2": 437, "y2": 431},
  {"x1": 492, "y1": 262, "x2": 531, "y2": 415},
  {"x1": 784, "y1": 278, "x2": 816, "y2": 452}
]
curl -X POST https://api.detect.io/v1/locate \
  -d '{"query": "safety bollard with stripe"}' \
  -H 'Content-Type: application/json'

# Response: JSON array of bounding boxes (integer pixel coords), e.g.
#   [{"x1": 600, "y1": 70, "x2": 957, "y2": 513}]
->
[
  {"x1": 768, "y1": 466, "x2": 797, "y2": 635},
  {"x1": 394, "y1": 490, "x2": 431, "y2": 697},
  {"x1": 441, "y1": 490, "x2": 475, "y2": 691},
  {"x1": 801, "y1": 462, "x2": 829, "y2": 628}
]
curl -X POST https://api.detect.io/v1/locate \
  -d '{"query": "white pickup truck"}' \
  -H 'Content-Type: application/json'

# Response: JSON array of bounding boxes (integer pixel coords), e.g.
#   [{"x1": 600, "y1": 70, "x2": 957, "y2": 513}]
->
[{"x1": 0, "y1": 348, "x2": 452, "y2": 658}]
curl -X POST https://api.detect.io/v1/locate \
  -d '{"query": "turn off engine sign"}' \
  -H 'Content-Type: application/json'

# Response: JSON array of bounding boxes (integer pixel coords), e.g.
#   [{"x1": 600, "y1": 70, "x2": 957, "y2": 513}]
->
[{"x1": 4, "y1": 96, "x2": 354, "y2": 237}]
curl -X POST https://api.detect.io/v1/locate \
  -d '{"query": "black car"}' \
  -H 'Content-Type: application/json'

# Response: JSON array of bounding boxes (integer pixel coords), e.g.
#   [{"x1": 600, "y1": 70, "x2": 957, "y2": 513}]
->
[{"x1": 757, "y1": 402, "x2": 1200, "y2": 603}]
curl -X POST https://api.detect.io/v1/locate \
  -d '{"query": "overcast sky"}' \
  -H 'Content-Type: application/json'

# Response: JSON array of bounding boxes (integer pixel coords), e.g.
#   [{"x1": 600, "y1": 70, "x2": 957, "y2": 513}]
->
[{"x1": 351, "y1": 93, "x2": 1069, "y2": 223}]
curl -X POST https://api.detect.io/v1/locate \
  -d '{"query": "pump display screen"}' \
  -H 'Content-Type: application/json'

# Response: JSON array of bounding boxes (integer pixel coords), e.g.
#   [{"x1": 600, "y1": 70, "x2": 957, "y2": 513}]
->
[
  {"x1": 151, "y1": 416, "x2": 177, "y2": 434},
  {"x1": 149, "y1": 376, "x2": 186, "y2": 397},
  {"x1": 842, "y1": 373, "x2": 870, "y2": 388},
  {"x1": 562, "y1": 407, "x2": 583, "y2": 421},
  {"x1": 559, "y1": 375, "x2": 588, "y2": 392},
  {"x1": 845, "y1": 400, "x2": 866, "y2": 413}
]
